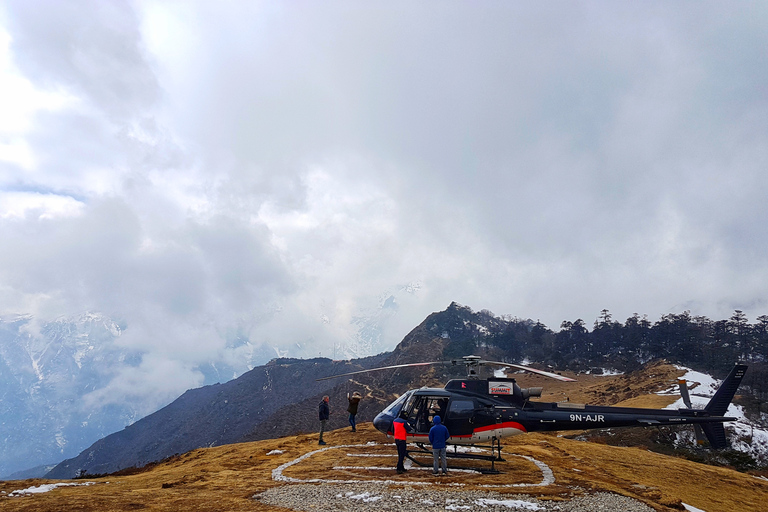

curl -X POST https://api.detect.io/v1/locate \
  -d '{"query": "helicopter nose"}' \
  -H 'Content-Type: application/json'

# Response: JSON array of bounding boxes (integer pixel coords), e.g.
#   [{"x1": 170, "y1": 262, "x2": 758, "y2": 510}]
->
[{"x1": 373, "y1": 412, "x2": 393, "y2": 435}]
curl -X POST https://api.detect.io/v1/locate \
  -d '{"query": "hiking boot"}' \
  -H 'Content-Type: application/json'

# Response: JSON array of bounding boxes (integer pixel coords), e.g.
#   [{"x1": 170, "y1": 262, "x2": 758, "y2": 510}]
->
[{"x1": 318, "y1": 440, "x2": 326, "y2": 445}]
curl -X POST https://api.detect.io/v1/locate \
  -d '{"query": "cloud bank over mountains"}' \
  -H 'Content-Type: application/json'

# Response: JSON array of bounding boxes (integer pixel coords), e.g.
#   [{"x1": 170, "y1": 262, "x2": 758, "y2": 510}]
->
[{"x1": 1, "y1": 1, "x2": 767, "y2": 405}]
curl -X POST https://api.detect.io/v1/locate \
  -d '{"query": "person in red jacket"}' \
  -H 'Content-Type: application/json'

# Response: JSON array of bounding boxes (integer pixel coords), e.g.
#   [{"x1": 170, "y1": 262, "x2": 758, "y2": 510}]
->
[{"x1": 393, "y1": 411, "x2": 412, "y2": 474}]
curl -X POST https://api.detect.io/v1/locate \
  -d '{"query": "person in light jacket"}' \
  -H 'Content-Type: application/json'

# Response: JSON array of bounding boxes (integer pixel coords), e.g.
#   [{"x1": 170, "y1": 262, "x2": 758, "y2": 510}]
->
[
  {"x1": 428, "y1": 415, "x2": 450, "y2": 475},
  {"x1": 347, "y1": 391, "x2": 362, "y2": 432}
]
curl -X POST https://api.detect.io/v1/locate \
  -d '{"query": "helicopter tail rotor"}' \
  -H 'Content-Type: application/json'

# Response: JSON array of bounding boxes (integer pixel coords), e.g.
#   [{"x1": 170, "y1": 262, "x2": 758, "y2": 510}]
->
[{"x1": 678, "y1": 379, "x2": 707, "y2": 446}]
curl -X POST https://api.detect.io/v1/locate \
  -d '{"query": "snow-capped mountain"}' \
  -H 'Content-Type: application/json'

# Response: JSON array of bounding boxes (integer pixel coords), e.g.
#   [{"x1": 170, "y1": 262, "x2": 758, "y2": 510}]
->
[
  {"x1": 0, "y1": 312, "x2": 288, "y2": 478},
  {"x1": 0, "y1": 313, "x2": 139, "y2": 477},
  {"x1": 335, "y1": 282, "x2": 422, "y2": 360},
  {"x1": 0, "y1": 290, "x2": 413, "y2": 479}
]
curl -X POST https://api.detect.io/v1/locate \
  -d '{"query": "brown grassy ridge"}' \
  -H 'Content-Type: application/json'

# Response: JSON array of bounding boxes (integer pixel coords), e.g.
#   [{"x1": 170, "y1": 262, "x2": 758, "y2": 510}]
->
[{"x1": 2, "y1": 362, "x2": 767, "y2": 511}]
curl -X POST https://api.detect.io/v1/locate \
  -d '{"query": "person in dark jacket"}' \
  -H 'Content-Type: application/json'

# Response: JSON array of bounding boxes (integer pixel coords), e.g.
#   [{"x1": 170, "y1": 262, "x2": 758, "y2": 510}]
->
[
  {"x1": 393, "y1": 411, "x2": 412, "y2": 474},
  {"x1": 318, "y1": 395, "x2": 330, "y2": 445},
  {"x1": 428, "y1": 415, "x2": 450, "y2": 475},
  {"x1": 347, "y1": 391, "x2": 362, "y2": 432}
]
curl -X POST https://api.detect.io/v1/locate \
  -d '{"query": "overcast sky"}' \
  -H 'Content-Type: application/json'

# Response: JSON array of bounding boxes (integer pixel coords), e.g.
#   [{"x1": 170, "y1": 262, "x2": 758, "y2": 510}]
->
[{"x1": 1, "y1": 1, "x2": 767, "y2": 403}]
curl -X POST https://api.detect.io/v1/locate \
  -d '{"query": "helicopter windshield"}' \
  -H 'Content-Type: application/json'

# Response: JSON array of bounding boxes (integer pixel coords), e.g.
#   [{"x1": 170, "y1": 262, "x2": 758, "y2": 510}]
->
[{"x1": 381, "y1": 391, "x2": 412, "y2": 417}]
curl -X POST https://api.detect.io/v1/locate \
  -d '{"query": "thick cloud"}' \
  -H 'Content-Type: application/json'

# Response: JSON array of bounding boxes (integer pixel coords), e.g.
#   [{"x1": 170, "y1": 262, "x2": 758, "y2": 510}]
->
[{"x1": 1, "y1": 1, "x2": 767, "y2": 405}]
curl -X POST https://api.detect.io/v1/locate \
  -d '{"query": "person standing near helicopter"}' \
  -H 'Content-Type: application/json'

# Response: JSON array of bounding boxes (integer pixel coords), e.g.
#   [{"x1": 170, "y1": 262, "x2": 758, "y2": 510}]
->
[
  {"x1": 347, "y1": 391, "x2": 362, "y2": 432},
  {"x1": 393, "y1": 411, "x2": 412, "y2": 474},
  {"x1": 429, "y1": 415, "x2": 450, "y2": 475},
  {"x1": 318, "y1": 395, "x2": 330, "y2": 445}
]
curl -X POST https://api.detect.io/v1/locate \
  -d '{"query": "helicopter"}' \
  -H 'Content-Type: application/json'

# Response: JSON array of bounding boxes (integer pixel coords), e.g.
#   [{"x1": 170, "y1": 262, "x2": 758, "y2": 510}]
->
[{"x1": 318, "y1": 356, "x2": 747, "y2": 471}]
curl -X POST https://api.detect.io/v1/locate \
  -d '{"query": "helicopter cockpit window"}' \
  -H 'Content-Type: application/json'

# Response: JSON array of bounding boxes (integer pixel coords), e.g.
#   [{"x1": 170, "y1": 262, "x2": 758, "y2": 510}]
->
[
  {"x1": 425, "y1": 397, "x2": 449, "y2": 426},
  {"x1": 403, "y1": 395, "x2": 450, "y2": 433},
  {"x1": 447, "y1": 399, "x2": 475, "y2": 418}
]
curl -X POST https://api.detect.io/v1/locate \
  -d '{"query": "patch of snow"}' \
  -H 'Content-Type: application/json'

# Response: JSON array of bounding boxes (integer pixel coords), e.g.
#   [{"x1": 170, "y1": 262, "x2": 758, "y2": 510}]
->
[
  {"x1": 451, "y1": 445, "x2": 489, "y2": 454},
  {"x1": 583, "y1": 368, "x2": 624, "y2": 376},
  {"x1": 348, "y1": 492, "x2": 382, "y2": 502},
  {"x1": 660, "y1": 367, "x2": 719, "y2": 398},
  {"x1": 682, "y1": 503, "x2": 707, "y2": 512},
  {"x1": 266, "y1": 450, "x2": 284, "y2": 455},
  {"x1": 476, "y1": 498, "x2": 543, "y2": 510},
  {"x1": 9, "y1": 481, "x2": 95, "y2": 497}
]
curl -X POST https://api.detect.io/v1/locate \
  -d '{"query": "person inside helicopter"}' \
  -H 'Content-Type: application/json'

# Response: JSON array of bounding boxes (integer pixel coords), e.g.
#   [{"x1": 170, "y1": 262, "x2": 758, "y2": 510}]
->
[{"x1": 404, "y1": 396, "x2": 449, "y2": 434}]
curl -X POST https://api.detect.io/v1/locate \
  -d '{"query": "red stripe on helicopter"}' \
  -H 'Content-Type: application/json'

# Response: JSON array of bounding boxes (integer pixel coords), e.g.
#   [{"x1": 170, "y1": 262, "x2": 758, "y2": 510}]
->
[
  {"x1": 404, "y1": 421, "x2": 527, "y2": 439},
  {"x1": 475, "y1": 421, "x2": 527, "y2": 433}
]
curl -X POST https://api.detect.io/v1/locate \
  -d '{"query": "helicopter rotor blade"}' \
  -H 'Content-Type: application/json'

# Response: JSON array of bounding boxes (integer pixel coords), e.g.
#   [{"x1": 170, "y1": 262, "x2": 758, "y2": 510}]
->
[
  {"x1": 481, "y1": 360, "x2": 577, "y2": 382},
  {"x1": 316, "y1": 355, "x2": 576, "y2": 382},
  {"x1": 315, "y1": 361, "x2": 442, "y2": 381},
  {"x1": 679, "y1": 379, "x2": 693, "y2": 408}
]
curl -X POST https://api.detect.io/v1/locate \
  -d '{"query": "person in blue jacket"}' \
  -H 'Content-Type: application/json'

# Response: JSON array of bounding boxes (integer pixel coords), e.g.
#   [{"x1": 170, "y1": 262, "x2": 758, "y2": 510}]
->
[{"x1": 428, "y1": 415, "x2": 450, "y2": 475}]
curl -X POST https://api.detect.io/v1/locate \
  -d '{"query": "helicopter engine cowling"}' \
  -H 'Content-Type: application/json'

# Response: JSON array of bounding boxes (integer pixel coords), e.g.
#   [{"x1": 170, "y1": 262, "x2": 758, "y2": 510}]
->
[{"x1": 521, "y1": 387, "x2": 543, "y2": 400}]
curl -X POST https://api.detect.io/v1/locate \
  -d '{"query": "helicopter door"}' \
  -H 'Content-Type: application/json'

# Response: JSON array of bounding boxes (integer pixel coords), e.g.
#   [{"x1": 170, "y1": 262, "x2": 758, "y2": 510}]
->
[
  {"x1": 446, "y1": 398, "x2": 476, "y2": 436},
  {"x1": 403, "y1": 395, "x2": 449, "y2": 435}
]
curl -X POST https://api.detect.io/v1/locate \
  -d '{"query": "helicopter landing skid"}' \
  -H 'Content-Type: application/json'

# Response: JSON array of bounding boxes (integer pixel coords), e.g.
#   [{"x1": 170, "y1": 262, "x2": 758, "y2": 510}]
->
[{"x1": 408, "y1": 438, "x2": 504, "y2": 474}]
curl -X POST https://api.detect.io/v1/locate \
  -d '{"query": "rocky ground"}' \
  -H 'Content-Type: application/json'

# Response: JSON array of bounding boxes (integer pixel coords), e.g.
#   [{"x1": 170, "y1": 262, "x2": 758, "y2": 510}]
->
[{"x1": 255, "y1": 483, "x2": 655, "y2": 511}]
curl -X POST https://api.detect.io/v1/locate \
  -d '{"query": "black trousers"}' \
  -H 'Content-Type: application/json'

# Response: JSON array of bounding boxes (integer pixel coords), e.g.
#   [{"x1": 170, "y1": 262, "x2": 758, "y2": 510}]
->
[{"x1": 396, "y1": 439, "x2": 407, "y2": 470}]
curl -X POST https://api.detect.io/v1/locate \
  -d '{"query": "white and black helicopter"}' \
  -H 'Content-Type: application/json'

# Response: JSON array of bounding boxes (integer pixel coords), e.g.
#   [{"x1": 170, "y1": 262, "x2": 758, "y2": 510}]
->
[{"x1": 319, "y1": 356, "x2": 747, "y2": 472}]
